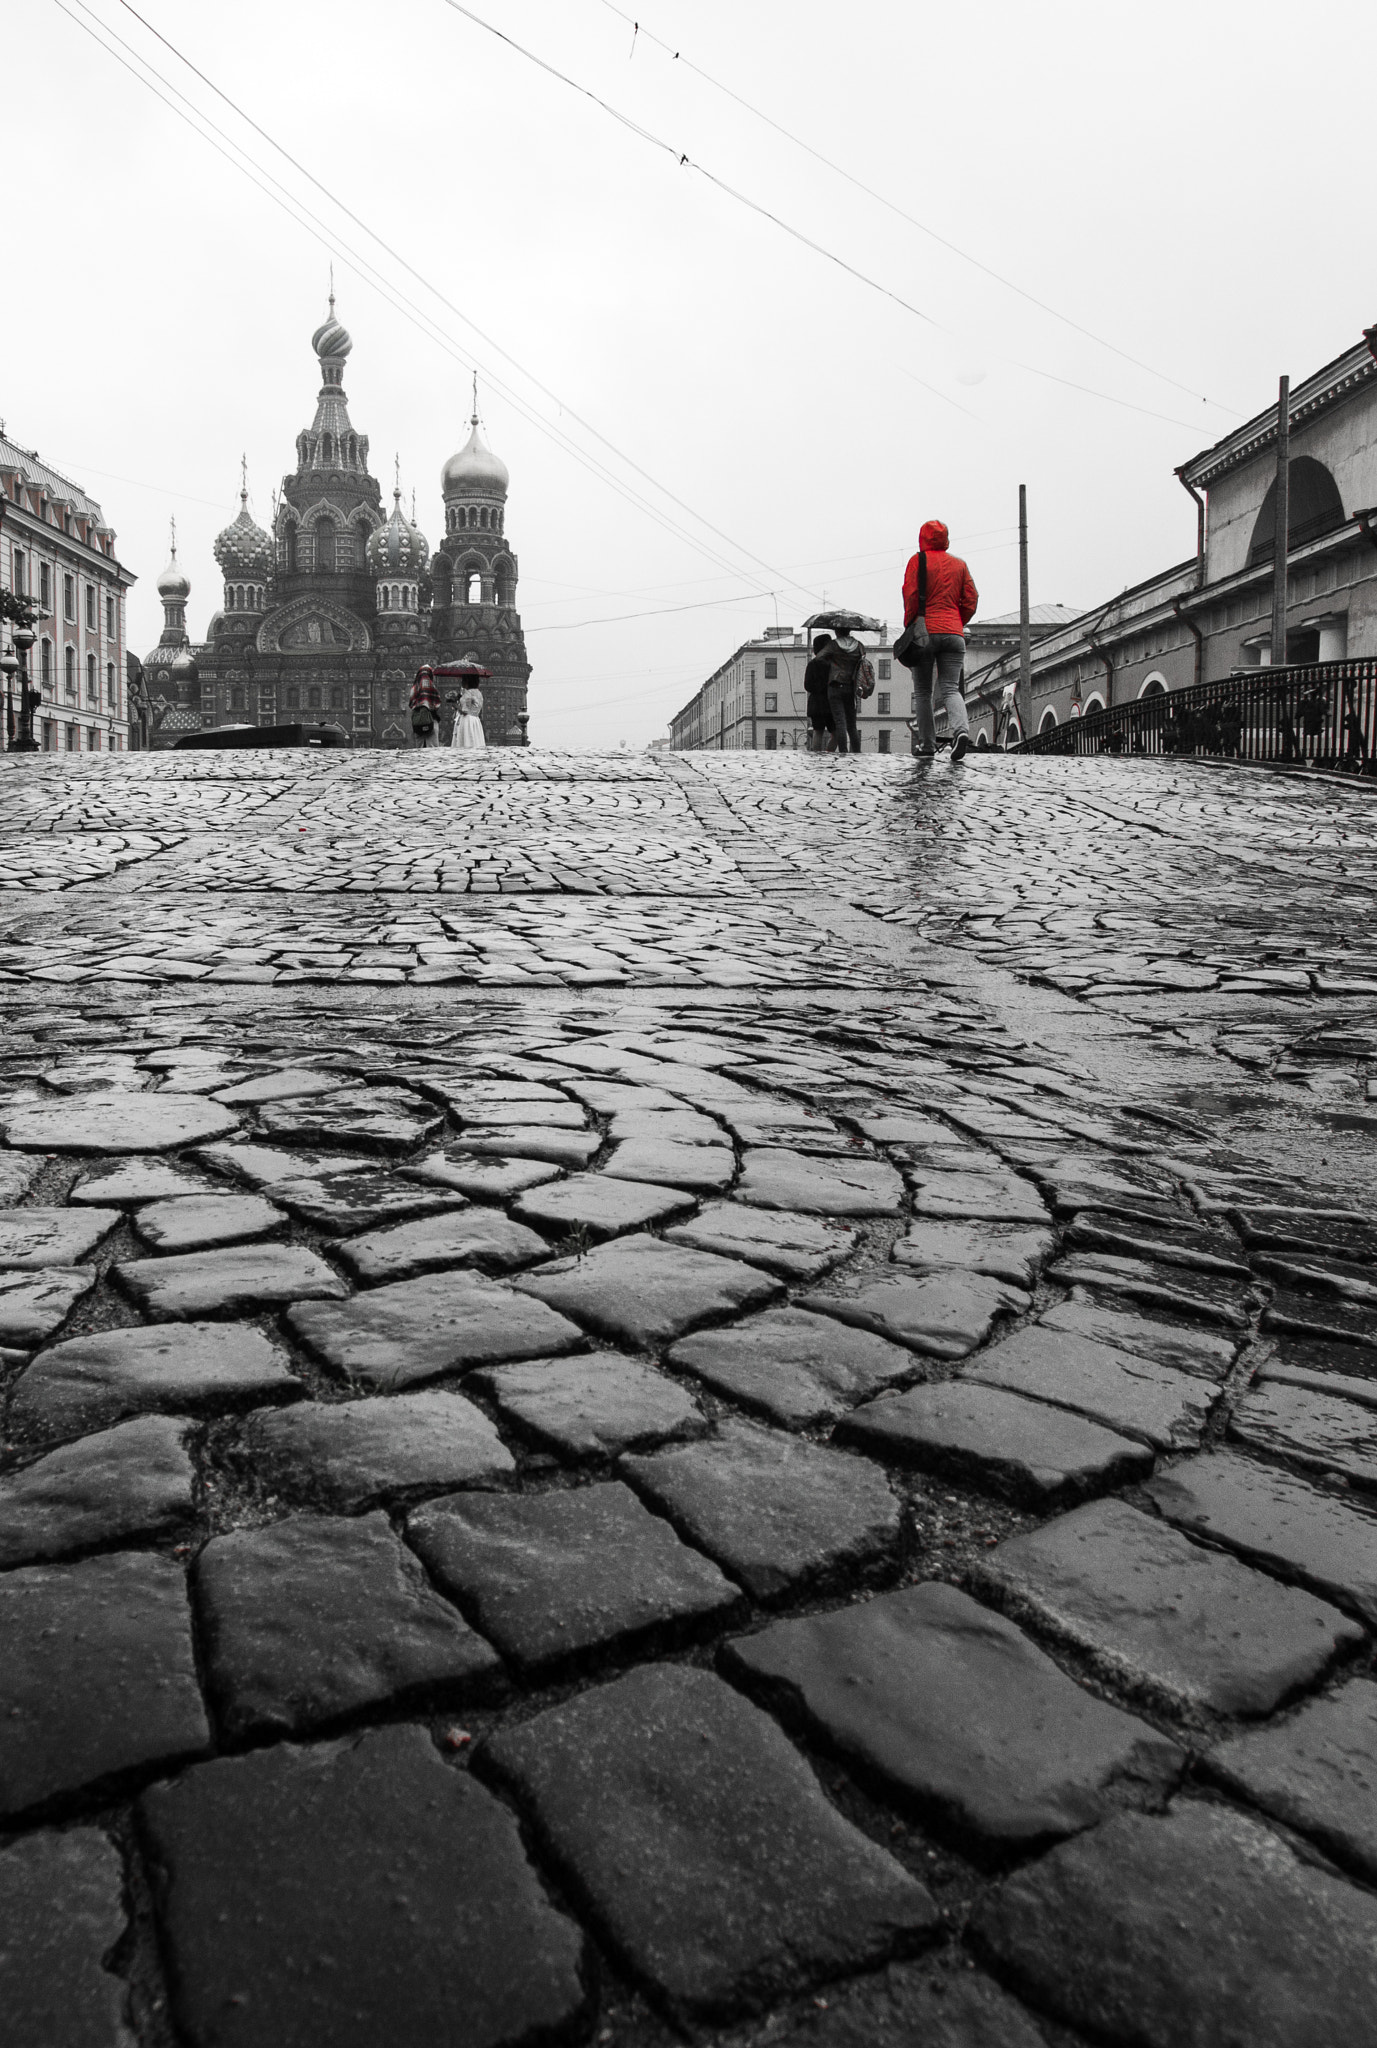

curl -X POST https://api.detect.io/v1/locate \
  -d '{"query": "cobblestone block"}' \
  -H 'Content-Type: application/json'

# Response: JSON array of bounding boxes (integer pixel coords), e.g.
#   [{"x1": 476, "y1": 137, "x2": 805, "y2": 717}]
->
[
  {"x1": 195, "y1": 1511, "x2": 498, "y2": 1738},
  {"x1": 0, "y1": 1207, "x2": 120, "y2": 1269},
  {"x1": 70, "y1": 1160, "x2": 203, "y2": 1205},
  {"x1": 665, "y1": 1203, "x2": 857, "y2": 1280},
  {"x1": 455, "y1": 1126, "x2": 602, "y2": 1167},
  {"x1": 10, "y1": 1320, "x2": 299, "y2": 1442},
  {"x1": 839, "y1": 1380, "x2": 1152, "y2": 1501},
  {"x1": 0, "y1": 1550, "x2": 209, "y2": 1816},
  {"x1": 288, "y1": 1271, "x2": 583, "y2": 1390},
  {"x1": 196, "y1": 1140, "x2": 376, "y2": 1187},
  {"x1": 974, "y1": 1498, "x2": 1362, "y2": 1714},
  {"x1": 133, "y1": 1192, "x2": 285, "y2": 1254},
  {"x1": 765, "y1": 1963, "x2": 1047, "y2": 2048},
  {"x1": 0, "y1": 1829, "x2": 128, "y2": 2048},
  {"x1": 336, "y1": 1204, "x2": 549, "y2": 1282},
  {"x1": 242, "y1": 1389, "x2": 514, "y2": 1510},
  {"x1": 514, "y1": 1171, "x2": 694, "y2": 1239},
  {"x1": 0, "y1": 1413, "x2": 194, "y2": 1566},
  {"x1": 406, "y1": 1152, "x2": 562, "y2": 1199},
  {"x1": 1038, "y1": 1292, "x2": 1239, "y2": 1375},
  {"x1": 604, "y1": 1136, "x2": 736, "y2": 1191},
  {"x1": 963, "y1": 1324, "x2": 1218, "y2": 1450},
  {"x1": 669, "y1": 1307, "x2": 918, "y2": 1427},
  {"x1": 262, "y1": 1169, "x2": 467, "y2": 1234},
  {"x1": 907, "y1": 1171, "x2": 1050, "y2": 1223},
  {"x1": 0, "y1": 1267, "x2": 96, "y2": 1348},
  {"x1": 736, "y1": 1148, "x2": 905, "y2": 1216},
  {"x1": 483, "y1": 1663, "x2": 936, "y2": 2019},
  {"x1": 800, "y1": 1273, "x2": 1028, "y2": 1362},
  {"x1": 1230, "y1": 1380, "x2": 1377, "y2": 1487},
  {"x1": 409, "y1": 1481, "x2": 738, "y2": 1670},
  {"x1": 622, "y1": 1421, "x2": 899, "y2": 1599},
  {"x1": 891, "y1": 1217, "x2": 1055, "y2": 1288},
  {"x1": 117, "y1": 1242, "x2": 347, "y2": 1318},
  {"x1": 725, "y1": 1581, "x2": 1181, "y2": 1843},
  {"x1": 516, "y1": 1231, "x2": 781, "y2": 1349},
  {"x1": 256, "y1": 1084, "x2": 445, "y2": 1152},
  {"x1": 1208, "y1": 1677, "x2": 1377, "y2": 1879},
  {"x1": 972, "y1": 1801, "x2": 1377, "y2": 2048},
  {"x1": 1049, "y1": 1250, "x2": 1253, "y2": 1327},
  {"x1": 138, "y1": 1725, "x2": 587, "y2": 2048},
  {"x1": 475, "y1": 1352, "x2": 705, "y2": 1456},
  {"x1": 1, "y1": 1091, "x2": 240, "y2": 1152},
  {"x1": 212, "y1": 1067, "x2": 351, "y2": 1105}
]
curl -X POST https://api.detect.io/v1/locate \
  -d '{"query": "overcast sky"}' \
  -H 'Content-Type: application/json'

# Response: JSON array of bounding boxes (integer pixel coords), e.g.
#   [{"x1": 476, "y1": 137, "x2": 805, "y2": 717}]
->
[{"x1": 8, "y1": 0, "x2": 1373, "y2": 745}]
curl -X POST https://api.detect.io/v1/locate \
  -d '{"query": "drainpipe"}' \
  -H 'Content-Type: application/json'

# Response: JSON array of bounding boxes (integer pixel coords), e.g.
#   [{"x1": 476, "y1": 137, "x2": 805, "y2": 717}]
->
[
  {"x1": 1172, "y1": 602, "x2": 1205, "y2": 690},
  {"x1": 1175, "y1": 467, "x2": 1207, "y2": 588},
  {"x1": 1088, "y1": 635, "x2": 1115, "y2": 710}
]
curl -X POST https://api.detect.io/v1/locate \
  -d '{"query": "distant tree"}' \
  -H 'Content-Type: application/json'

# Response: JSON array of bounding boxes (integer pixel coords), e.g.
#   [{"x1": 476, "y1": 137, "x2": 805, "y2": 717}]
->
[{"x1": 0, "y1": 590, "x2": 36, "y2": 629}]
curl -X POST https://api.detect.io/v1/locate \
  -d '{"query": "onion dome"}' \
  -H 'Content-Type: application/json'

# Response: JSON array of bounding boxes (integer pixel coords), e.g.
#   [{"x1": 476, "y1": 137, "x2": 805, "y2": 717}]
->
[
  {"x1": 156, "y1": 544, "x2": 190, "y2": 602},
  {"x1": 368, "y1": 486, "x2": 429, "y2": 579},
  {"x1": 442, "y1": 414, "x2": 508, "y2": 498},
  {"x1": 311, "y1": 292, "x2": 352, "y2": 364},
  {"x1": 170, "y1": 651, "x2": 199, "y2": 684},
  {"x1": 214, "y1": 480, "x2": 273, "y2": 581}
]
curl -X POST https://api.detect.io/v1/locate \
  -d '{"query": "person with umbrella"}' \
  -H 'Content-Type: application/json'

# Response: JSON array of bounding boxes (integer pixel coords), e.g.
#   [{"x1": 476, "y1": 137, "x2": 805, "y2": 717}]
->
[
  {"x1": 434, "y1": 661, "x2": 492, "y2": 750},
  {"x1": 807, "y1": 610, "x2": 879, "y2": 759}
]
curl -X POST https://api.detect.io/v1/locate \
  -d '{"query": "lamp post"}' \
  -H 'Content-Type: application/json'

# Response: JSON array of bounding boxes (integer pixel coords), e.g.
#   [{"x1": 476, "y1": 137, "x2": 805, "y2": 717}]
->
[
  {"x1": 11, "y1": 625, "x2": 38, "y2": 751},
  {"x1": 0, "y1": 645, "x2": 17, "y2": 747}
]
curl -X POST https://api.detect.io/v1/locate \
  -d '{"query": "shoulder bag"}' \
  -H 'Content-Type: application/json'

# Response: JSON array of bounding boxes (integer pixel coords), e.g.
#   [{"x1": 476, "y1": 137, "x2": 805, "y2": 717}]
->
[{"x1": 893, "y1": 553, "x2": 930, "y2": 671}]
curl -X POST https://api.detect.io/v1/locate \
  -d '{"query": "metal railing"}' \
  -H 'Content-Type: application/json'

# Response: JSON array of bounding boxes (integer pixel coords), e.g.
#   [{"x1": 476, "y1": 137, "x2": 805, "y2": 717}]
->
[{"x1": 1017, "y1": 658, "x2": 1377, "y2": 773}]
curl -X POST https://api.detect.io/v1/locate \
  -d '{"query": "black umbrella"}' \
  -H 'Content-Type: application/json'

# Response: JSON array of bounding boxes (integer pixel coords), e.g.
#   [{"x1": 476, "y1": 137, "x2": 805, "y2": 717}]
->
[{"x1": 804, "y1": 610, "x2": 882, "y2": 634}]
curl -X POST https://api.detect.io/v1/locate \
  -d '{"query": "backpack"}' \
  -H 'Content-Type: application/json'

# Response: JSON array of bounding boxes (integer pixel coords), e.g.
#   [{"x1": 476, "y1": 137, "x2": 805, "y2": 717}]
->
[
  {"x1": 855, "y1": 656, "x2": 876, "y2": 700},
  {"x1": 411, "y1": 704, "x2": 434, "y2": 734}
]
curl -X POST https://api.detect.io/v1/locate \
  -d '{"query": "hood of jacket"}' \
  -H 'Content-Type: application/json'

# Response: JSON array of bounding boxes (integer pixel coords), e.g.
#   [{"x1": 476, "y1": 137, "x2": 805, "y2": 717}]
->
[{"x1": 919, "y1": 520, "x2": 949, "y2": 553}]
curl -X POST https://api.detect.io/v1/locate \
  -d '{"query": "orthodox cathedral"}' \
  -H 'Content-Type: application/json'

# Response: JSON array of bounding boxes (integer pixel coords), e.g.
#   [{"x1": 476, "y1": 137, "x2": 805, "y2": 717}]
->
[{"x1": 140, "y1": 298, "x2": 530, "y2": 745}]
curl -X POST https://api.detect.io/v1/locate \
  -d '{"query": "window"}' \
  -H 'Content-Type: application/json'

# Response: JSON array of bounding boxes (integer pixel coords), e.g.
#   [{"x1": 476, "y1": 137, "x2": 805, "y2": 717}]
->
[
  {"x1": 878, "y1": 659, "x2": 891, "y2": 681},
  {"x1": 11, "y1": 547, "x2": 25, "y2": 594},
  {"x1": 40, "y1": 563, "x2": 51, "y2": 610},
  {"x1": 763, "y1": 693, "x2": 777, "y2": 713},
  {"x1": 65, "y1": 722, "x2": 78, "y2": 751},
  {"x1": 106, "y1": 662, "x2": 116, "y2": 706},
  {"x1": 42, "y1": 720, "x2": 55, "y2": 751},
  {"x1": 878, "y1": 730, "x2": 891, "y2": 754},
  {"x1": 764, "y1": 729, "x2": 777, "y2": 749},
  {"x1": 64, "y1": 646, "x2": 76, "y2": 697},
  {"x1": 40, "y1": 639, "x2": 52, "y2": 686},
  {"x1": 330, "y1": 687, "x2": 344, "y2": 710},
  {"x1": 63, "y1": 574, "x2": 75, "y2": 622},
  {"x1": 231, "y1": 686, "x2": 246, "y2": 711},
  {"x1": 764, "y1": 658, "x2": 778, "y2": 680},
  {"x1": 317, "y1": 520, "x2": 336, "y2": 573},
  {"x1": 87, "y1": 653, "x2": 98, "y2": 703},
  {"x1": 106, "y1": 594, "x2": 115, "y2": 637},
  {"x1": 307, "y1": 686, "x2": 321, "y2": 710},
  {"x1": 877, "y1": 692, "x2": 891, "y2": 715},
  {"x1": 85, "y1": 585, "x2": 96, "y2": 631},
  {"x1": 286, "y1": 685, "x2": 300, "y2": 709},
  {"x1": 90, "y1": 727, "x2": 102, "y2": 750}
]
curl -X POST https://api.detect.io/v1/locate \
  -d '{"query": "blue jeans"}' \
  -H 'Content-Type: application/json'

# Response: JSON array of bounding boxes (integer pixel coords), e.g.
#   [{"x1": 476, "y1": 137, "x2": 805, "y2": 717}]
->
[
  {"x1": 828, "y1": 680, "x2": 860, "y2": 753},
  {"x1": 911, "y1": 634, "x2": 969, "y2": 751}
]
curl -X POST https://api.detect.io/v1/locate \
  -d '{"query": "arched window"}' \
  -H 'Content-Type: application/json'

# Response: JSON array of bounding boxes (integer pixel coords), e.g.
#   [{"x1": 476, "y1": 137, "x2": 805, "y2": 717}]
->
[
  {"x1": 231, "y1": 686, "x2": 246, "y2": 711},
  {"x1": 975, "y1": 730, "x2": 989, "y2": 749},
  {"x1": 1039, "y1": 707, "x2": 1057, "y2": 732},
  {"x1": 64, "y1": 646, "x2": 76, "y2": 696},
  {"x1": 479, "y1": 507, "x2": 488, "y2": 529},
  {"x1": 381, "y1": 587, "x2": 390, "y2": 611},
  {"x1": 87, "y1": 652, "x2": 98, "y2": 702},
  {"x1": 317, "y1": 519, "x2": 336, "y2": 573},
  {"x1": 1138, "y1": 674, "x2": 1168, "y2": 699},
  {"x1": 40, "y1": 638, "x2": 52, "y2": 685},
  {"x1": 1083, "y1": 693, "x2": 1106, "y2": 713},
  {"x1": 283, "y1": 527, "x2": 297, "y2": 574},
  {"x1": 286, "y1": 685, "x2": 300, "y2": 709},
  {"x1": 321, "y1": 433, "x2": 334, "y2": 466},
  {"x1": 307, "y1": 686, "x2": 321, "y2": 710},
  {"x1": 330, "y1": 686, "x2": 344, "y2": 710},
  {"x1": 495, "y1": 508, "x2": 502, "y2": 533},
  {"x1": 348, "y1": 437, "x2": 357, "y2": 464},
  {"x1": 1248, "y1": 457, "x2": 1346, "y2": 564},
  {"x1": 106, "y1": 662, "x2": 115, "y2": 704},
  {"x1": 466, "y1": 570, "x2": 482, "y2": 604}
]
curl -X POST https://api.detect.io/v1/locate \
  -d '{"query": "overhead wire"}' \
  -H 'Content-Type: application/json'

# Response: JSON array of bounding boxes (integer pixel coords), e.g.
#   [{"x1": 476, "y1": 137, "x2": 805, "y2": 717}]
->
[
  {"x1": 53, "y1": 0, "x2": 814, "y2": 612},
  {"x1": 436, "y1": 0, "x2": 1222, "y2": 433},
  {"x1": 103, "y1": 0, "x2": 819, "y2": 606},
  {"x1": 597, "y1": 0, "x2": 1238, "y2": 416}
]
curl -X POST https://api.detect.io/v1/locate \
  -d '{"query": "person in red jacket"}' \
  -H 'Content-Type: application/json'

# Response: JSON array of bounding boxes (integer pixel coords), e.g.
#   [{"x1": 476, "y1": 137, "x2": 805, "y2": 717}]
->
[{"x1": 901, "y1": 520, "x2": 978, "y2": 761}]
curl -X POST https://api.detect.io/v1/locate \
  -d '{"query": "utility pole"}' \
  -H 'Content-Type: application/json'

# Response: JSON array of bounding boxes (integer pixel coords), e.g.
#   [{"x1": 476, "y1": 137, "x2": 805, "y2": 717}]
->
[
  {"x1": 1017, "y1": 484, "x2": 1032, "y2": 739},
  {"x1": 1270, "y1": 376, "x2": 1290, "y2": 669}
]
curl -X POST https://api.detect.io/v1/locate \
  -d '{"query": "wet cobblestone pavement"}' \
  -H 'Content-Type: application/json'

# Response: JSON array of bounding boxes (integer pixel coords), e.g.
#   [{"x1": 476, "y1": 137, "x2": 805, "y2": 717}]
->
[{"x1": 4, "y1": 745, "x2": 1377, "y2": 2047}]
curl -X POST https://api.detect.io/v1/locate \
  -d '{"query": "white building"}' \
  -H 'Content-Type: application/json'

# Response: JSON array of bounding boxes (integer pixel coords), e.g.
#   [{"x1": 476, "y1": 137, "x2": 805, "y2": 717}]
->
[
  {"x1": 0, "y1": 432, "x2": 134, "y2": 752},
  {"x1": 669, "y1": 624, "x2": 910, "y2": 753}
]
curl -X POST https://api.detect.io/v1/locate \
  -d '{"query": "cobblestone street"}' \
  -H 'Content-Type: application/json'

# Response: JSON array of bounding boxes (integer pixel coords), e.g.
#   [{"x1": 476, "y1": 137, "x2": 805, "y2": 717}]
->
[{"x1": 5, "y1": 743, "x2": 1377, "y2": 2048}]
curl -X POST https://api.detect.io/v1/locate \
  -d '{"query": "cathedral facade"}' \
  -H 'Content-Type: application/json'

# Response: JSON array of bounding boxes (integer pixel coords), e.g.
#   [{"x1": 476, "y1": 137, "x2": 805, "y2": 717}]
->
[{"x1": 141, "y1": 300, "x2": 531, "y2": 745}]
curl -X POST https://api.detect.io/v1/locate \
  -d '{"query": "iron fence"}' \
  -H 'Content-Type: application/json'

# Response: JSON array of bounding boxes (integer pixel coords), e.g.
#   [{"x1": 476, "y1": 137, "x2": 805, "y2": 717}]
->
[{"x1": 1017, "y1": 658, "x2": 1377, "y2": 774}]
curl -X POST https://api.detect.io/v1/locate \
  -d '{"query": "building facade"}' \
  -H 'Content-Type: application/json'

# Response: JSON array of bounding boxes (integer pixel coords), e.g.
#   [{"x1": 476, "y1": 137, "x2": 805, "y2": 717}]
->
[
  {"x1": 0, "y1": 433, "x2": 134, "y2": 751},
  {"x1": 143, "y1": 302, "x2": 532, "y2": 746},
  {"x1": 670, "y1": 625, "x2": 911, "y2": 753},
  {"x1": 966, "y1": 326, "x2": 1377, "y2": 742}
]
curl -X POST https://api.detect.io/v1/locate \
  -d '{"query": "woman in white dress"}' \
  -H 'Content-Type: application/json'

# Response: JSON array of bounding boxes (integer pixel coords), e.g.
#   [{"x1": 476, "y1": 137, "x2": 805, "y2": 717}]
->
[{"x1": 452, "y1": 686, "x2": 486, "y2": 750}]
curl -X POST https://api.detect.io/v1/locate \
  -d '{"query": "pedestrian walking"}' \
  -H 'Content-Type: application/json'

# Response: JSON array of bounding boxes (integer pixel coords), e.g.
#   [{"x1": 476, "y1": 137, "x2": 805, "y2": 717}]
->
[
  {"x1": 826, "y1": 631, "x2": 873, "y2": 757},
  {"x1": 453, "y1": 685, "x2": 487, "y2": 750},
  {"x1": 409, "y1": 666, "x2": 441, "y2": 747},
  {"x1": 804, "y1": 635, "x2": 836, "y2": 753},
  {"x1": 897, "y1": 520, "x2": 978, "y2": 761}
]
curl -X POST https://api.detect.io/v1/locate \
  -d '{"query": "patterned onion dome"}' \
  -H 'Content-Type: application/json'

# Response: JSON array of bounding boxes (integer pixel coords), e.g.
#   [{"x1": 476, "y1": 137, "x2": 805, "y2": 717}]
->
[
  {"x1": 441, "y1": 415, "x2": 509, "y2": 497},
  {"x1": 311, "y1": 294, "x2": 352, "y2": 363},
  {"x1": 368, "y1": 488, "x2": 429, "y2": 580},
  {"x1": 156, "y1": 548, "x2": 190, "y2": 601},
  {"x1": 214, "y1": 488, "x2": 274, "y2": 581}
]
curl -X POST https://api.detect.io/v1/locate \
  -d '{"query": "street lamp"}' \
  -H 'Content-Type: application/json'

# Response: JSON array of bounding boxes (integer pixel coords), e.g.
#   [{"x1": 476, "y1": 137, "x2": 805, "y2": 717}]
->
[
  {"x1": 0, "y1": 644, "x2": 17, "y2": 747},
  {"x1": 9, "y1": 625, "x2": 38, "y2": 752}
]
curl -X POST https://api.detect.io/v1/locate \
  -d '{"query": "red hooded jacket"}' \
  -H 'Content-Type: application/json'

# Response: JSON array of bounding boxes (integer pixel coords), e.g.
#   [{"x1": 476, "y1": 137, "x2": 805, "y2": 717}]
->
[{"x1": 902, "y1": 521, "x2": 978, "y2": 638}]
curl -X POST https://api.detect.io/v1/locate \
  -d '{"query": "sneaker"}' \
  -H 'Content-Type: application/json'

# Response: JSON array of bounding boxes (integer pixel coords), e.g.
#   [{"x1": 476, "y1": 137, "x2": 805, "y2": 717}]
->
[{"x1": 950, "y1": 732, "x2": 971, "y2": 763}]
